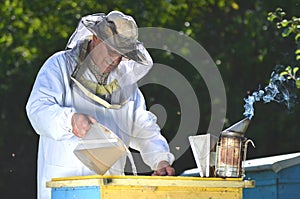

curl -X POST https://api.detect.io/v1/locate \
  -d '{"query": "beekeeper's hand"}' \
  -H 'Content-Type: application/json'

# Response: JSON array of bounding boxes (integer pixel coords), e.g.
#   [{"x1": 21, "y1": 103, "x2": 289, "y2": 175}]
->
[
  {"x1": 71, "y1": 113, "x2": 97, "y2": 138},
  {"x1": 152, "y1": 160, "x2": 175, "y2": 176}
]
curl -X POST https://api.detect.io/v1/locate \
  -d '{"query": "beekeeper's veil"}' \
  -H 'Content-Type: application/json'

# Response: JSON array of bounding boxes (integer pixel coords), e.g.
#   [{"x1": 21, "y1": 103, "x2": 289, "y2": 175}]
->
[{"x1": 67, "y1": 11, "x2": 153, "y2": 109}]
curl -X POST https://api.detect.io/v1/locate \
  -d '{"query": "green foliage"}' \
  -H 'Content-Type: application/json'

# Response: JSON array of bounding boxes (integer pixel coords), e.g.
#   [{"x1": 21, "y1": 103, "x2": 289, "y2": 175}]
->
[
  {"x1": 268, "y1": 8, "x2": 300, "y2": 89},
  {"x1": 1, "y1": 0, "x2": 300, "y2": 197},
  {"x1": 267, "y1": 8, "x2": 300, "y2": 41},
  {"x1": 280, "y1": 66, "x2": 300, "y2": 88}
]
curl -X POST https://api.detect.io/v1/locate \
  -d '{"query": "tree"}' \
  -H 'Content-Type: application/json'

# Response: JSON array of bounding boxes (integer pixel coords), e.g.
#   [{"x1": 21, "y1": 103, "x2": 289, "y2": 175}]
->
[{"x1": 1, "y1": 0, "x2": 300, "y2": 198}]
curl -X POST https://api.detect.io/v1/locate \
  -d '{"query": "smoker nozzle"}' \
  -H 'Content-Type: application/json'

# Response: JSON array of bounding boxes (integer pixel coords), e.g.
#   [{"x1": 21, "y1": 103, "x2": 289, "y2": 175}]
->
[{"x1": 224, "y1": 118, "x2": 251, "y2": 134}]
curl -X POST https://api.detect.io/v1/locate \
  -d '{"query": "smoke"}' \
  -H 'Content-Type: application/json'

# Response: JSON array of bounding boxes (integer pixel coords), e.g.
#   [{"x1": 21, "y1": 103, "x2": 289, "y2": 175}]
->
[{"x1": 243, "y1": 65, "x2": 298, "y2": 119}]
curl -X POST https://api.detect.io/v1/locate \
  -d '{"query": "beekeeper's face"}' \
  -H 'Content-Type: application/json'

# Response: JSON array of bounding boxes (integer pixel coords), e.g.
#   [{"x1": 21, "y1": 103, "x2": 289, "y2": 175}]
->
[{"x1": 90, "y1": 35, "x2": 122, "y2": 74}]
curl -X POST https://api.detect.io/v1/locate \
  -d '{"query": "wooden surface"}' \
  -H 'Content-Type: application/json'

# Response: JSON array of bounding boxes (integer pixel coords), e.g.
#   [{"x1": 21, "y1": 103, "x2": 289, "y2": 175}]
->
[{"x1": 47, "y1": 175, "x2": 255, "y2": 199}]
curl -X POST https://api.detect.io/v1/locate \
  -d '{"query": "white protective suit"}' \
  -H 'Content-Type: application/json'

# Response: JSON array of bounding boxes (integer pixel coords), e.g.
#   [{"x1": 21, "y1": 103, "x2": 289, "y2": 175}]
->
[{"x1": 26, "y1": 37, "x2": 175, "y2": 199}]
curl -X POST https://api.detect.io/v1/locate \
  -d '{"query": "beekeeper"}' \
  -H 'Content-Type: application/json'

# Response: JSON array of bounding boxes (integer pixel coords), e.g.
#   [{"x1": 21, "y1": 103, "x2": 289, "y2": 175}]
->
[{"x1": 26, "y1": 11, "x2": 175, "y2": 199}]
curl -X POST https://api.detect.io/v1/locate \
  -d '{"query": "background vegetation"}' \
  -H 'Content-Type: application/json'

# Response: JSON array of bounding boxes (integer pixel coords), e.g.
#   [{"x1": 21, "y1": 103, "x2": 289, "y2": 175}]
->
[{"x1": 0, "y1": 0, "x2": 299, "y2": 198}]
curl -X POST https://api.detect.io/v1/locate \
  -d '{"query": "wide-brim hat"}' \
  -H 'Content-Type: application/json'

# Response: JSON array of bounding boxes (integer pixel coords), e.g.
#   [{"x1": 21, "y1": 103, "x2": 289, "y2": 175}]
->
[{"x1": 81, "y1": 11, "x2": 151, "y2": 65}]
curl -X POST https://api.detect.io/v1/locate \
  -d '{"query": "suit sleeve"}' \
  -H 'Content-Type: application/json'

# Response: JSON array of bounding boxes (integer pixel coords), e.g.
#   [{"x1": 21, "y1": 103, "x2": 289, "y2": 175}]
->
[
  {"x1": 129, "y1": 89, "x2": 175, "y2": 170},
  {"x1": 26, "y1": 52, "x2": 76, "y2": 141}
]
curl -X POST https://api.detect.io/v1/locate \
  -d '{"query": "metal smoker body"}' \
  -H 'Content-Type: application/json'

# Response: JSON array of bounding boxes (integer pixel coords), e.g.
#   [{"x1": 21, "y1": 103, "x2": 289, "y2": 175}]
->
[{"x1": 215, "y1": 118, "x2": 254, "y2": 178}]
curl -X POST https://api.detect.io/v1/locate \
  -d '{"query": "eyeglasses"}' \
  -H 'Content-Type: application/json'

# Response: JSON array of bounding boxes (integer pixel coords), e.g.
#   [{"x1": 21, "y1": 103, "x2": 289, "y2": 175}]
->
[{"x1": 104, "y1": 42, "x2": 122, "y2": 59}]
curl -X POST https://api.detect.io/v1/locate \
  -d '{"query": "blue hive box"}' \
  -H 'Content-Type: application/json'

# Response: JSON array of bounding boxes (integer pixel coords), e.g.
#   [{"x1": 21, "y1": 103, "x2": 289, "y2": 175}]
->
[{"x1": 243, "y1": 152, "x2": 300, "y2": 199}]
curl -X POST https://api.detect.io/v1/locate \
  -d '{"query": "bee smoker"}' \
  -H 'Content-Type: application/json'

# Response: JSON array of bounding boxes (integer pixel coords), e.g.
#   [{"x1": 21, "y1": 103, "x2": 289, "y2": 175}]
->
[{"x1": 215, "y1": 118, "x2": 254, "y2": 178}]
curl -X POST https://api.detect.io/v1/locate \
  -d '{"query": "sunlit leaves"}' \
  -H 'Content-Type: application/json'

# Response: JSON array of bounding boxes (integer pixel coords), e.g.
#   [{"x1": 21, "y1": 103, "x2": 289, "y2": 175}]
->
[
  {"x1": 268, "y1": 8, "x2": 300, "y2": 90},
  {"x1": 280, "y1": 66, "x2": 296, "y2": 78},
  {"x1": 0, "y1": 33, "x2": 13, "y2": 47},
  {"x1": 296, "y1": 49, "x2": 300, "y2": 61},
  {"x1": 231, "y1": 2, "x2": 239, "y2": 10},
  {"x1": 267, "y1": 7, "x2": 286, "y2": 22},
  {"x1": 268, "y1": 9, "x2": 300, "y2": 38},
  {"x1": 279, "y1": 66, "x2": 300, "y2": 88}
]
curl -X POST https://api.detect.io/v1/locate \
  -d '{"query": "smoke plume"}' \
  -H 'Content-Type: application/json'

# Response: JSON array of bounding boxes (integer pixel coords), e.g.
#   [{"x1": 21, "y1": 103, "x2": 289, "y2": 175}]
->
[{"x1": 243, "y1": 65, "x2": 298, "y2": 119}]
